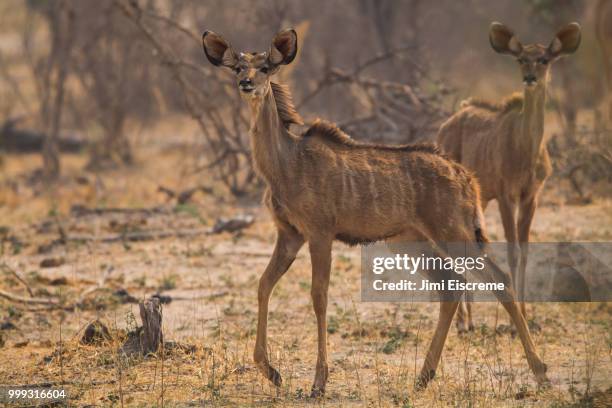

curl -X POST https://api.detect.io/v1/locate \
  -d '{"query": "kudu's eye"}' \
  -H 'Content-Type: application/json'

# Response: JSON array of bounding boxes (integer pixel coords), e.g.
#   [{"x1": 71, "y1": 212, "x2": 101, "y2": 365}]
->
[
  {"x1": 260, "y1": 66, "x2": 269, "y2": 74},
  {"x1": 234, "y1": 66, "x2": 243, "y2": 74},
  {"x1": 537, "y1": 58, "x2": 548, "y2": 65}
]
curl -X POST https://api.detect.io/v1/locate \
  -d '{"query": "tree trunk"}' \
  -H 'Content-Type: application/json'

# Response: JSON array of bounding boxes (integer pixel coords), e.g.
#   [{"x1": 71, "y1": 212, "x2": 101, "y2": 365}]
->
[
  {"x1": 120, "y1": 297, "x2": 163, "y2": 357},
  {"x1": 43, "y1": 55, "x2": 67, "y2": 181},
  {"x1": 595, "y1": 0, "x2": 612, "y2": 123},
  {"x1": 107, "y1": 109, "x2": 132, "y2": 165},
  {"x1": 40, "y1": 0, "x2": 75, "y2": 182},
  {"x1": 138, "y1": 298, "x2": 163, "y2": 355}
]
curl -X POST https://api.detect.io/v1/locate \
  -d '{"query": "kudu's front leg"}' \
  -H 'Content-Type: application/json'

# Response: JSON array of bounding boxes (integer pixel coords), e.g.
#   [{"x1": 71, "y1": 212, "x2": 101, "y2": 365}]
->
[
  {"x1": 254, "y1": 227, "x2": 304, "y2": 387},
  {"x1": 308, "y1": 237, "x2": 333, "y2": 397},
  {"x1": 498, "y1": 197, "x2": 519, "y2": 284},
  {"x1": 517, "y1": 197, "x2": 537, "y2": 318},
  {"x1": 498, "y1": 196, "x2": 522, "y2": 328}
]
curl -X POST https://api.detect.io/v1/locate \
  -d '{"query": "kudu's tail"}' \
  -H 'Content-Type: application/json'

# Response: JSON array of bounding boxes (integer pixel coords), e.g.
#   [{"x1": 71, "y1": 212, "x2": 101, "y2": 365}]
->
[{"x1": 470, "y1": 177, "x2": 488, "y2": 249}]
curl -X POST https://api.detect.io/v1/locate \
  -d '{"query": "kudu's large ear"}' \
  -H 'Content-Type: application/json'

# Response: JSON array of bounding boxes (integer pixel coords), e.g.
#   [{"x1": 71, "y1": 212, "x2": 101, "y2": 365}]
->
[
  {"x1": 202, "y1": 31, "x2": 238, "y2": 68},
  {"x1": 268, "y1": 29, "x2": 298, "y2": 66},
  {"x1": 548, "y1": 22, "x2": 581, "y2": 58},
  {"x1": 489, "y1": 22, "x2": 522, "y2": 56}
]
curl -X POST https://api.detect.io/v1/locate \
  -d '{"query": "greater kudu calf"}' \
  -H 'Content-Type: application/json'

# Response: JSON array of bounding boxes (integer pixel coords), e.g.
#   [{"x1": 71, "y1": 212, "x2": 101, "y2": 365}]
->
[
  {"x1": 438, "y1": 22, "x2": 581, "y2": 330},
  {"x1": 203, "y1": 28, "x2": 549, "y2": 396}
]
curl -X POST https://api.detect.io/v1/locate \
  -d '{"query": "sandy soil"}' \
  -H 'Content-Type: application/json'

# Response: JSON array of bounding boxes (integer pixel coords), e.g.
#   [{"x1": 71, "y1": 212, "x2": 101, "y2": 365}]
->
[{"x1": 0, "y1": 151, "x2": 610, "y2": 407}]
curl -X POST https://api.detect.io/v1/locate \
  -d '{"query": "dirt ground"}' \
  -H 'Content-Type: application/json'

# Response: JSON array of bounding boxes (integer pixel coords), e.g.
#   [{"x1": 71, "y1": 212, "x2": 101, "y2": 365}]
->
[{"x1": 0, "y1": 150, "x2": 611, "y2": 407}]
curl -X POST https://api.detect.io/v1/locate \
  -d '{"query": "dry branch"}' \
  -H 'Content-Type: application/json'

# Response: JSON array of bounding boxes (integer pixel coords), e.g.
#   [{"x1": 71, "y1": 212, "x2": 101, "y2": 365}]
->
[
  {"x1": 69, "y1": 204, "x2": 168, "y2": 217},
  {"x1": 64, "y1": 228, "x2": 209, "y2": 244},
  {"x1": 1, "y1": 262, "x2": 34, "y2": 297},
  {"x1": 114, "y1": 0, "x2": 255, "y2": 195},
  {"x1": 157, "y1": 185, "x2": 213, "y2": 204},
  {"x1": 298, "y1": 53, "x2": 452, "y2": 143},
  {"x1": 0, "y1": 289, "x2": 59, "y2": 306}
]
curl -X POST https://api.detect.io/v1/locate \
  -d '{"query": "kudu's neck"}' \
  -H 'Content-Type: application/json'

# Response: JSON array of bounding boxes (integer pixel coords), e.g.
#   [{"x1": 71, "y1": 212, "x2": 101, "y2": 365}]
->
[
  {"x1": 517, "y1": 79, "x2": 547, "y2": 166},
  {"x1": 247, "y1": 86, "x2": 294, "y2": 192}
]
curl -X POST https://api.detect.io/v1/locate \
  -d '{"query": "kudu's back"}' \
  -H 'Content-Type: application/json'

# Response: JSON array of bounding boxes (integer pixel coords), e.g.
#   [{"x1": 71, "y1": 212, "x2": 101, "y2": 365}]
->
[{"x1": 285, "y1": 120, "x2": 486, "y2": 244}]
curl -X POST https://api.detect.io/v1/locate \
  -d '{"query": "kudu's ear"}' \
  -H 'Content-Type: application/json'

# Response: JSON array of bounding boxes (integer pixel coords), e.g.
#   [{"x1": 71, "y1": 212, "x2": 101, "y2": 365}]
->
[
  {"x1": 489, "y1": 22, "x2": 522, "y2": 56},
  {"x1": 269, "y1": 29, "x2": 298, "y2": 66},
  {"x1": 202, "y1": 31, "x2": 238, "y2": 68},
  {"x1": 548, "y1": 22, "x2": 581, "y2": 57}
]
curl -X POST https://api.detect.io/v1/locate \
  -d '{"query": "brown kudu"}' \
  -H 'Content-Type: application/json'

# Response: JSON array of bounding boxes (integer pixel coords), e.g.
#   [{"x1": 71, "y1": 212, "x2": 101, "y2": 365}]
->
[
  {"x1": 437, "y1": 22, "x2": 581, "y2": 331},
  {"x1": 203, "y1": 28, "x2": 549, "y2": 396}
]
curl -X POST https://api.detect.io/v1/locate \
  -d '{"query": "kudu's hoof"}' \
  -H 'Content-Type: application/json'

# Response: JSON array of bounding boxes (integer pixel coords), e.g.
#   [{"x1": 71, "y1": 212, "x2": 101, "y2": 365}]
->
[
  {"x1": 536, "y1": 370, "x2": 551, "y2": 390},
  {"x1": 457, "y1": 324, "x2": 475, "y2": 336},
  {"x1": 257, "y1": 362, "x2": 282, "y2": 387},
  {"x1": 528, "y1": 319, "x2": 542, "y2": 334},
  {"x1": 495, "y1": 324, "x2": 517, "y2": 337},
  {"x1": 415, "y1": 369, "x2": 436, "y2": 390},
  {"x1": 268, "y1": 366, "x2": 283, "y2": 387},
  {"x1": 537, "y1": 378, "x2": 552, "y2": 390},
  {"x1": 534, "y1": 362, "x2": 549, "y2": 386},
  {"x1": 456, "y1": 321, "x2": 475, "y2": 335},
  {"x1": 310, "y1": 386, "x2": 325, "y2": 398}
]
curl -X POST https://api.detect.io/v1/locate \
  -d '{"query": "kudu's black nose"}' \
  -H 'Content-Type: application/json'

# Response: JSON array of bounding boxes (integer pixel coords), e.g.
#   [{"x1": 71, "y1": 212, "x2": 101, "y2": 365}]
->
[
  {"x1": 239, "y1": 79, "x2": 252, "y2": 87},
  {"x1": 523, "y1": 75, "x2": 537, "y2": 85}
]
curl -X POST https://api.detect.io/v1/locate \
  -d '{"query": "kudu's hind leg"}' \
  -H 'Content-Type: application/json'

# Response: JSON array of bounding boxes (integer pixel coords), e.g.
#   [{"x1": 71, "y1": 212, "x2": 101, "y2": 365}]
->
[
  {"x1": 456, "y1": 292, "x2": 474, "y2": 334},
  {"x1": 485, "y1": 258, "x2": 549, "y2": 385},
  {"x1": 416, "y1": 299, "x2": 461, "y2": 389},
  {"x1": 308, "y1": 237, "x2": 333, "y2": 397},
  {"x1": 413, "y1": 239, "x2": 462, "y2": 389},
  {"x1": 254, "y1": 227, "x2": 304, "y2": 387},
  {"x1": 465, "y1": 293, "x2": 473, "y2": 329},
  {"x1": 386, "y1": 232, "x2": 462, "y2": 389}
]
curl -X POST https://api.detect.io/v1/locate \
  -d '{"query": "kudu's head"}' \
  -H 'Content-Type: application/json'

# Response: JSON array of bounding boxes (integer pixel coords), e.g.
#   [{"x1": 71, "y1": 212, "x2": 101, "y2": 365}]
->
[
  {"x1": 202, "y1": 29, "x2": 297, "y2": 100},
  {"x1": 489, "y1": 22, "x2": 581, "y2": 88}
]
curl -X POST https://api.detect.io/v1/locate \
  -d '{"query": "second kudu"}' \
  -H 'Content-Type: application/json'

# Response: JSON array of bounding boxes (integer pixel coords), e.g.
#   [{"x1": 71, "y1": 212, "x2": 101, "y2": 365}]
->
[
  {"x1": 438, "y1": 22, "x2": 581, "y2": 330},
  {"x1": 203, "y1": 28, "x2": 549, "y2": 396}
]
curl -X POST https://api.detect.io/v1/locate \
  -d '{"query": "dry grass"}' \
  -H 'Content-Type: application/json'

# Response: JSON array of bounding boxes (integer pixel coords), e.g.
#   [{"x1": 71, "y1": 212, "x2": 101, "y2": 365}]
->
[{"x1": 0, "y1": 148, "x2": 611, "y2": 407}]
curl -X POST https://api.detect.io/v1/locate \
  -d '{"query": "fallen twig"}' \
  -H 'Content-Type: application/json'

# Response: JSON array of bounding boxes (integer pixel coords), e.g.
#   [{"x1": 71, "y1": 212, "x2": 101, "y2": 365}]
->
[
  {"x1": 70, "y1": 204, "x2": 169, "y2": 217},
  {"x1": 211, "y1": 214, "x2": 254, "y2": 234},
  {"x1": 8, "y1": 379, "x2": 117, "y2": 388},
  {"x1": 1, "y1": 262, "x2": 34, "y2": 297},
  {"x1": 54, "y1": 219, "x2": 254, "y2": 245},
  {"x1": 157, "y1": 185, "x2": 213, "y2": 204},
  {"x1": 152, "y1": 291, "x2": 229, "y2": 304},
  {"x1": 64, "y1": 228, "x2": 210, "y2": 243},
  {"x1": 0, "y1": 289, "x2": 59, "y2": 306}
]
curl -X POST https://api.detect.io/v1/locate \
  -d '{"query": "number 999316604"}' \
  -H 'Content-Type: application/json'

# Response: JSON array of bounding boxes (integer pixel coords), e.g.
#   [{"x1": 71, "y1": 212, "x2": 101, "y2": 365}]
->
[{"x1": 1, "y1": 387, "x2": 68, "y2": 405}]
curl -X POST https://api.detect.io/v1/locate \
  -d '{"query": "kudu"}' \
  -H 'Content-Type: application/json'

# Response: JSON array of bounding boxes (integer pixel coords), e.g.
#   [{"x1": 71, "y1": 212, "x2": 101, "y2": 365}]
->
[
  {"x1": 437, "y1": 22, "x2": 581, "y2": 330},
  {"x1": 203, "y1": 28, "x2": 549, "y2": 396}
]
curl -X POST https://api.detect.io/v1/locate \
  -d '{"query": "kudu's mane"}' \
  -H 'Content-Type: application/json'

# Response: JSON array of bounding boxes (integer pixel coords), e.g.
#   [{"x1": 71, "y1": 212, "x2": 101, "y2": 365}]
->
[
  {"x1": 271, "y1": 81, "x2": 442, "y2": 156},
  {"x1": 461, "y1": 92, "x2": 523, "y2": 113},
  {"x1": 303, "y1": 120, "x2": 443, "y2": 155},
  {"x1": 270, "y1": 82, "x2": 304, "y2": 128}
]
